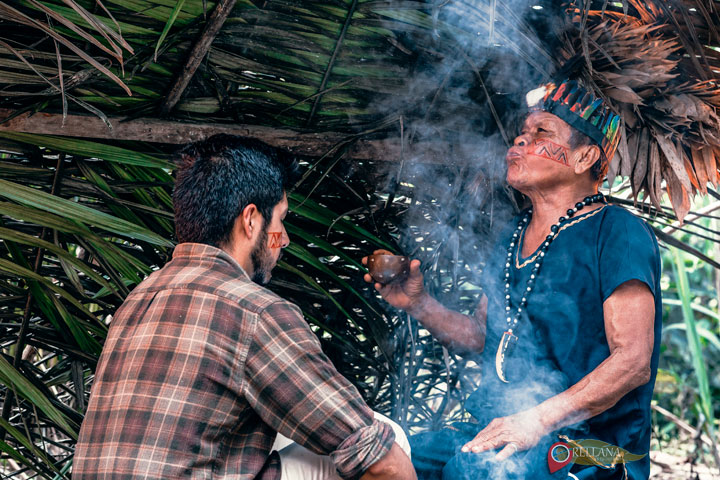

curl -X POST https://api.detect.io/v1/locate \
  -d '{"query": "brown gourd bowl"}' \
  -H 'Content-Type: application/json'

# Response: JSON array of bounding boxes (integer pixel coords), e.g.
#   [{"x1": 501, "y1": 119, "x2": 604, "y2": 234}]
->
[{"x1": 367, "y1": 254, "x2": 410, "y2": 284}]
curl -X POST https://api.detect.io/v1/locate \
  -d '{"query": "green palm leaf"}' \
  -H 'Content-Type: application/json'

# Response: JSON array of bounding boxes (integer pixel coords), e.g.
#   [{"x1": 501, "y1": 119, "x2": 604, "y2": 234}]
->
[
  {"x1": 0, "y1": 355, "x2": 79, "y2": 439},
  {"x1": 0, "y1": 179, "x2": 173, "y2": 247}
]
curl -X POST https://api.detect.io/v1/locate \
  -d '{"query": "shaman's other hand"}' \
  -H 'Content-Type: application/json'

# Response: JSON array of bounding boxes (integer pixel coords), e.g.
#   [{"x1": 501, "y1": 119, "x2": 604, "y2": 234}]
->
[
  {"x1": 362, "y1": 249, "x2": 426, "y2": 313},
  {"x1": 461, "y1": 409, "x2": 548, "y2": 461}
]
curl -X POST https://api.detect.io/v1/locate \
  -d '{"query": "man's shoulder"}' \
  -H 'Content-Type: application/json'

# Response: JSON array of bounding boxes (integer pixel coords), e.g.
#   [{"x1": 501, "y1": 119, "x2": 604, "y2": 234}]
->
[
  {"x1": 133, "y1": 260, "x2": 289, "y2": 316},
  {"x1": 596, "y1": 205, "x2": 661, "y2": 269},
  {"x1": 599, "y1": 204, "x2": 656, "y2": 238},
  {"x1": 600, "y1": 203, "x2": 645, "y2": 223},
  {"x1": 216, "y1": 276, "x2": 288, "y2": 314}
]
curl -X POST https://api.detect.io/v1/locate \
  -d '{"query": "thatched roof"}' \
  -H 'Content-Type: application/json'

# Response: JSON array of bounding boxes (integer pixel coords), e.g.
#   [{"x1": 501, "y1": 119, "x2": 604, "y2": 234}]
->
[
  {"x1": 0, "y1": 0, "x2": 547, "y2": 156},
  {"x1": 2, "y1": 0, "x2": 720, "y2": 214}
]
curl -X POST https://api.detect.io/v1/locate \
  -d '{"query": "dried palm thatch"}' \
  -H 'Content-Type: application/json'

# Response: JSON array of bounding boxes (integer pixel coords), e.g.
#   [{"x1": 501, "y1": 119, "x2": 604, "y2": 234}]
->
[
  {"x1": 556, "y1": 1, "x2": 720, "y2": 221},
  {"x1": 0, "y1": 0, "x2": 549, "y2": 136}
]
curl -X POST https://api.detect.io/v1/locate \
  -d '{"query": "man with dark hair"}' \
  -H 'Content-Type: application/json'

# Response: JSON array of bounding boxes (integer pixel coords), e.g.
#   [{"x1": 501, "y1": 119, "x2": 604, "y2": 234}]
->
[
  {"x1": 172, "y1": 135, "x2": 293, "y2": 285},
  {"x1": 365, "y1": 80, "x2": 661, "y2": 479},
  {"x1": 74, "y1": 135, "x2": 415, "y2": 480}
]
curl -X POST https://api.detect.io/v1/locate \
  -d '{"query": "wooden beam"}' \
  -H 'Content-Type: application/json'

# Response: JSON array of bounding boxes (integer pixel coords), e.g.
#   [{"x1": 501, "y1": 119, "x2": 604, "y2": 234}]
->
[
  {"x1": 0, "y1": 109, "x2": 458, "y2": 164},
  {"x1": 159, "y1": 0, "x2": 237, "y2": 116}
]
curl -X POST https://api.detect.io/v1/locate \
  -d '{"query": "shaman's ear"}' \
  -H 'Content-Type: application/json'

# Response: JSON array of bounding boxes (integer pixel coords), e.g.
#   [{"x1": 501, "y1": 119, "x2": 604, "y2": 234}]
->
[{"x1": 573, "y1": 143, "x2": 601, "y2": 176}]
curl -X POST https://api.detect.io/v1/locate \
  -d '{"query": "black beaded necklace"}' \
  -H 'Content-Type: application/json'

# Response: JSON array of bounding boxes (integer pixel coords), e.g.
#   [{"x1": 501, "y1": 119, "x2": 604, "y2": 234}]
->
[{"x1": 495, "y1": 193, "x2": 607, "y2": 383}]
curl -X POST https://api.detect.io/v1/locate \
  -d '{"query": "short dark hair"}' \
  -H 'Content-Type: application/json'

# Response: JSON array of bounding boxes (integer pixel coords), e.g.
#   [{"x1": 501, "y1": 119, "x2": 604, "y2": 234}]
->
[
  {"x1": 173, "y1": 135, "x2": 299, "y2": 246},
  {"x1": 569, "y1": 128, "x2": 609, "y2": 183}
]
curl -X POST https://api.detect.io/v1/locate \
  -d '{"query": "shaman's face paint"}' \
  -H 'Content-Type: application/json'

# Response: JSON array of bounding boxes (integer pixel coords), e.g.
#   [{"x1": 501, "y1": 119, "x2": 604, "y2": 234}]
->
[
  {"x1": 530, "y1": 139, "x2": 571, "y2": 166},
  {"x1": 268, "y1": 231, "x2": 283, "y2": 249}
]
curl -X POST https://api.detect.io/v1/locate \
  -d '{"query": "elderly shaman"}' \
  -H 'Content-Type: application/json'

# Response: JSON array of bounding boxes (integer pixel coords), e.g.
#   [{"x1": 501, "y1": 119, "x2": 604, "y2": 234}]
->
[{"x1": 364, "y1": 80, "x2": 662, "y2": 480}]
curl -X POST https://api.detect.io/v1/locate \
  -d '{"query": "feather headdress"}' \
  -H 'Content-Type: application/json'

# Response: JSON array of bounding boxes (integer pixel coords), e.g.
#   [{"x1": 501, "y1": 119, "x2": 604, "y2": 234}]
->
[
  {"x1": 540, "y1": 1, "x2": 720, "y2": 221},
  {"x1": 526, "y1": 79, "x2": 622, "y2": 161}
]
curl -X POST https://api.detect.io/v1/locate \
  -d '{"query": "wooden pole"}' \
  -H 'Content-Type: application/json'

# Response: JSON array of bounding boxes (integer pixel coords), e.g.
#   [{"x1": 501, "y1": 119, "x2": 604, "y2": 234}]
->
[
  {"x1": 0, "y1": 109, "x2": 461, "y2": 164},
  {"x1": 158, "y1": 0, "x2": 237, "y2": 116}
]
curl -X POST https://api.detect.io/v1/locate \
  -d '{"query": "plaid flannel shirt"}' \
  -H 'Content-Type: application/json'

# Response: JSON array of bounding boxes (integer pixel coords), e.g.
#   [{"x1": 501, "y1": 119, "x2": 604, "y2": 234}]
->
[{"x1": 73, "y1": 243, "x2": 394, "y2": 479}]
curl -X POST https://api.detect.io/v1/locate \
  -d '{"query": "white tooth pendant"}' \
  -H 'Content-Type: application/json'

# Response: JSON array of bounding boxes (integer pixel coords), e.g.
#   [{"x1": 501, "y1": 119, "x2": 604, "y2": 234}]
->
[{"x1": 495, "y1": 330, "x2": 518, "y2": 383}]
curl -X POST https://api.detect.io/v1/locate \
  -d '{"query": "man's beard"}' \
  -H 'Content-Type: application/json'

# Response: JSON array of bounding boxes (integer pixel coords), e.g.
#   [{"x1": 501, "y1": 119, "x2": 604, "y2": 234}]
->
[{"x1": 250, "y1": 226, "x2": 276, "y2": 285}]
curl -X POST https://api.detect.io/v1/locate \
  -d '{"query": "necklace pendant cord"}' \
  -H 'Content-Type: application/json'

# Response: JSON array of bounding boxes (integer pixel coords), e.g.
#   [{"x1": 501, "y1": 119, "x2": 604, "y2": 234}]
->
[{"x1": 496, "y1": 194, "x2": 607, "y2": 383}]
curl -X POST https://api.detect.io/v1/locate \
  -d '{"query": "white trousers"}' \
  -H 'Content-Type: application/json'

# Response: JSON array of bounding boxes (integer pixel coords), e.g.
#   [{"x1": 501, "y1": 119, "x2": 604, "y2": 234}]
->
[{"x1": 272, "y1": 412, "x2": 411, "y2": 480}]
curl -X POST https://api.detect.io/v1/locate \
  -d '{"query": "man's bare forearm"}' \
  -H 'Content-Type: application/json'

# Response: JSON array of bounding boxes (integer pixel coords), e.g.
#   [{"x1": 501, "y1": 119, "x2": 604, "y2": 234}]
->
[
  {"x1": 536, "y1": 281, "x2": 655, "y2": 432},
  {"x1": 459, "y1": 281, "x2": 656, "y2": 457},
  {"x1": 459, "y1": 347, "x2": 652, "y2": 456},
  {"x1": 534, "y1": 348, "x2": 652, "y2": 433},
  {"x1": 406, "y1": 293, "x2": 486, "y2": 353}
]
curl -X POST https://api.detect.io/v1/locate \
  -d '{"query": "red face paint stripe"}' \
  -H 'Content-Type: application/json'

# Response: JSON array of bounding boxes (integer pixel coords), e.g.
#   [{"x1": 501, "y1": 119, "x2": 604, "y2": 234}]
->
[
  {"x1": 530, "y1": 140, "x2": 570, "y2": 166},
  {"x1": 268, "y1": 232, "x2": 283, "y2": 248}
]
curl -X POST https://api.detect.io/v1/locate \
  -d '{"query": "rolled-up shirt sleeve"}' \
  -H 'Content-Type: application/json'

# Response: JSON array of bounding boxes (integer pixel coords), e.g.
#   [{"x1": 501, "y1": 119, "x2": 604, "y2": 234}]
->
[{"x1": 244, "y1": 300, "x2": 395, "y2": 479}]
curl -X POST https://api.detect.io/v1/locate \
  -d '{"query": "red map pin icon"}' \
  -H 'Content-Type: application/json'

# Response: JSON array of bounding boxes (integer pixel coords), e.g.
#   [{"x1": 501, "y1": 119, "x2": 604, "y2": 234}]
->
[{"x1": 548, "y1": 441, "x2": 574, "y2": 474}]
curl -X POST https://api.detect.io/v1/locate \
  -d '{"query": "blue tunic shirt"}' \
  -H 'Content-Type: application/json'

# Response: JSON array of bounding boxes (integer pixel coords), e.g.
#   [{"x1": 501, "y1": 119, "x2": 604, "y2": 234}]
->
[{"x1": 466, "y1": 204, "x2": 662, "y2": 479}]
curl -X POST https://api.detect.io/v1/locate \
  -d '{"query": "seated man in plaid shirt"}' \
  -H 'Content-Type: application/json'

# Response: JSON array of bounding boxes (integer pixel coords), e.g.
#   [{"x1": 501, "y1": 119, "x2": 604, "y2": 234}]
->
[{"x1": 73, "y1": 135, "x2": 415, "y2": 480}]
